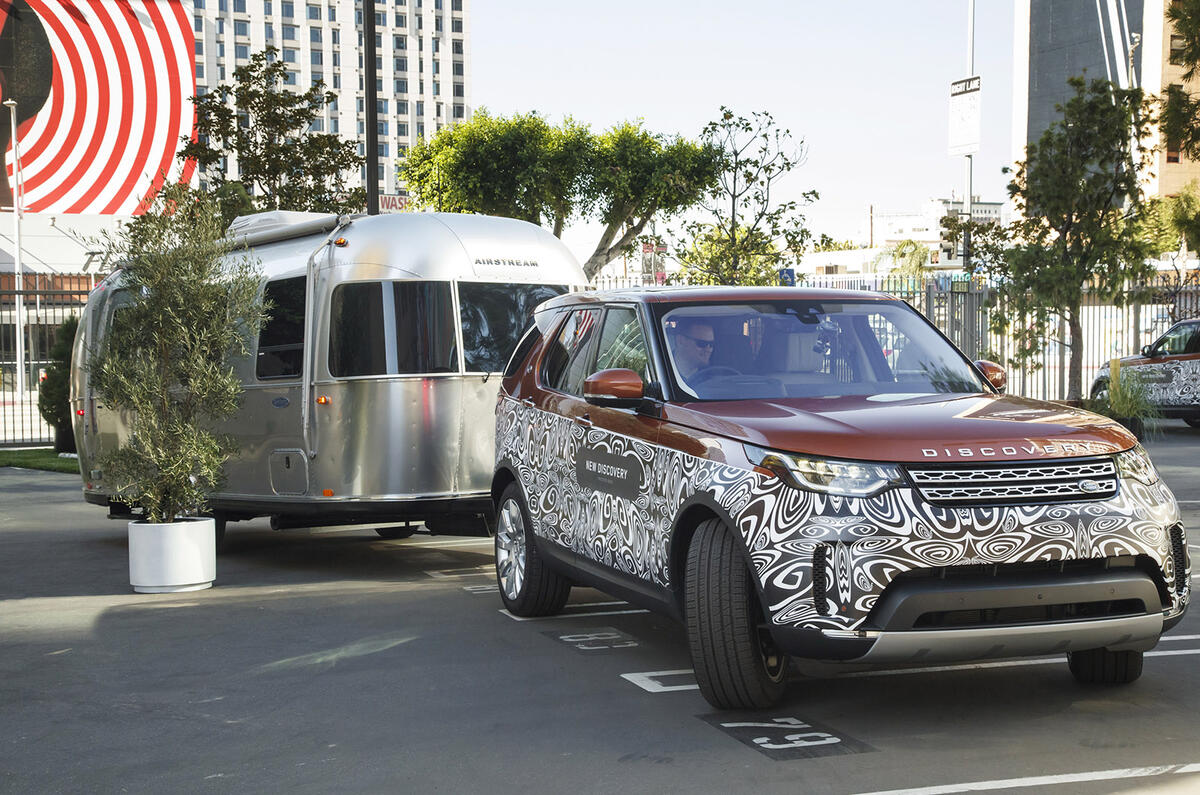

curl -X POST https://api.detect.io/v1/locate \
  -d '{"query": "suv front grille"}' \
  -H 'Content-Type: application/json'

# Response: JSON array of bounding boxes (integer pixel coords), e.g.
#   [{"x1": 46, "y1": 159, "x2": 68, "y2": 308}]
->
[{"x1": 907, "y1": 457, "x2": 1118, "y2": 506}]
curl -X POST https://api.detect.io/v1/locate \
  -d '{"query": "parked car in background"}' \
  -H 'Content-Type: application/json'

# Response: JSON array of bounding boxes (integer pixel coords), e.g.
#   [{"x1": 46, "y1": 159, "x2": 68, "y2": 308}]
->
[
  {"x1": 492, "y1": 287, "x2": 1189, "y2": 710},
  {"x1": 1091, "y1": 317, "x2": 1200, "y2": 429}
]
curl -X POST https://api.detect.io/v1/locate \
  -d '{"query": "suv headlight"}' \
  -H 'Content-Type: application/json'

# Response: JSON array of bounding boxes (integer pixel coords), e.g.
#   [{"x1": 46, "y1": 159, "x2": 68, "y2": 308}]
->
[
  {"x1": 745, "y1": 445, "x2": 904, "y2": 498},
  {"x1": 1116, "y1": 445, "x2": 1160, "y2": 485}
]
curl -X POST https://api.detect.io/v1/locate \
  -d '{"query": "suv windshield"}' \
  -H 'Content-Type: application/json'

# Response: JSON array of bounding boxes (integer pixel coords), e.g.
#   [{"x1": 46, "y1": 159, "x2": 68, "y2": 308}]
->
[{"x1": 658, "y1": 300, "x2": 986, "y2": 400}]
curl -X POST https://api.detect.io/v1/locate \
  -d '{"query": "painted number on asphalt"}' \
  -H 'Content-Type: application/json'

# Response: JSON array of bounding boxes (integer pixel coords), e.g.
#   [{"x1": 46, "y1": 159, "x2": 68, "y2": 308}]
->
[
  {"x1": 701, "y1": 714, "x2": 874, "y2": 760},
  {"x1": 544, "y1": 627, "x2": 639, "y2": 653}
]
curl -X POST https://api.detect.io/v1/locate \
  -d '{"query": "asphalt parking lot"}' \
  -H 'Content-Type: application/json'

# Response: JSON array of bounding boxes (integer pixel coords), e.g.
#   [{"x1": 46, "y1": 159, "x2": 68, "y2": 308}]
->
[{"x1": 3, "y1": 421, "x2": 1200, "y2": 794}]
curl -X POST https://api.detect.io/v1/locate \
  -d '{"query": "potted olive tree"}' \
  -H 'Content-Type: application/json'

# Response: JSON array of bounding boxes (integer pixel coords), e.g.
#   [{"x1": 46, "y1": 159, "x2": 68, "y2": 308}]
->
[{"x1": 91, "y1": 183, "x2": 263, "y2": 593}]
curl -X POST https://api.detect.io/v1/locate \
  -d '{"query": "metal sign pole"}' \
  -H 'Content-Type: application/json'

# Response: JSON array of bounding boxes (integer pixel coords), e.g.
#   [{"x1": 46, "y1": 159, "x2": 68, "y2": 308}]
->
[
  {"x1": 963, "y1": 0, "x2": 975, "y2": 271},
  {"x1": 5, "y1": 99, "x2": 25, "y2": 401}
]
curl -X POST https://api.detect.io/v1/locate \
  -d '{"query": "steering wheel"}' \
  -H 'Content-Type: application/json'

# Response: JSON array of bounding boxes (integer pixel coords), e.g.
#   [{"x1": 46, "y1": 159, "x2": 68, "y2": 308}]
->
[{"x1": 691, "y1": 365, "x2": 741, "y2": 383}]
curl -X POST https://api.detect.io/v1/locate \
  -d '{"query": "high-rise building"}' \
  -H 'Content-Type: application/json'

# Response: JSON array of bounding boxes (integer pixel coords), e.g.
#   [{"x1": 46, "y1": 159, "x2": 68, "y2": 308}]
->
[
  {"x1": 191, "y1": 0, "x2": 472, "y2": 205},
  {"x1": 1012, "y1": 0, "x2": 1200, "y2": 197}
]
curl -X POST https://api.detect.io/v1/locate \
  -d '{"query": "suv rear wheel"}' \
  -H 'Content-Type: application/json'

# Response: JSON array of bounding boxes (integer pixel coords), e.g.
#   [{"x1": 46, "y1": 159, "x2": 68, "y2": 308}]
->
[
  {"x1": 495, "y1": 483, "x2": 571, "y2": 617},
  {"x1": 1068, "y1": 648, "x2": 1144, "y2": 684},
  {"x1": 686, "y1": 518, "x2": 788, "y2": 709}
]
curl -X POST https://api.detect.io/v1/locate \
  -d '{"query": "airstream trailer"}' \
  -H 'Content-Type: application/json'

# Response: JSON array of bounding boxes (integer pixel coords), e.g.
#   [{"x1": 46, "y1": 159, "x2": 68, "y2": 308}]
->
[{"x1": 72, "y1": 211, "x2": 588, "y2": 539}]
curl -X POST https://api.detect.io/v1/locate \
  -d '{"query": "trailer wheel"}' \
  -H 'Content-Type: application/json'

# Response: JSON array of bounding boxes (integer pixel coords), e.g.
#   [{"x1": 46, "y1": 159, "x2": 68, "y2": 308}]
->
[
  {"x1": 494, "y1": 483, "x2": 570, "y2": 616},
  {"x1": 1068, "y1": 648, "x2": 1143, "y2": 684},
  {"x1": 686, "y1": 518, "x2": 788, "y2": 710}
]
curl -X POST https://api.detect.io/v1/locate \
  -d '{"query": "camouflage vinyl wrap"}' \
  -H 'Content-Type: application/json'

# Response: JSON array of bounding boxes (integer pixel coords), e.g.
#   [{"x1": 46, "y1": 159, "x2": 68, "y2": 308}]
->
[{"x1": 497, "y1": 399, "x2": 1189, "y2": 632}]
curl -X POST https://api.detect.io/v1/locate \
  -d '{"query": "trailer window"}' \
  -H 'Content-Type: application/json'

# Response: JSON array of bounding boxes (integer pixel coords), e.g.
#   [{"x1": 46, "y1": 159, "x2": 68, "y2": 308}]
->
[
  {"x1": 256, "y1": 277, "x2": 306, "y2": 380},
  {"x1": 329, "y1": 281, "x2": 456, "y2": 376},
  {"x1": 459, "y1": 282, "x2": 566, "y2": 372}
]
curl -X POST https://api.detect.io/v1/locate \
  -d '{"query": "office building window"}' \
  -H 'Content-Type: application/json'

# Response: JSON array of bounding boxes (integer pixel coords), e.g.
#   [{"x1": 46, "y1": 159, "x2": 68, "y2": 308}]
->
[
  {"x1": 394, "y1": 35, "x2": 407, "y2": 49},
  {"x1": 329, "y1": 5, "x2": 336, "y2": 21},
  {"x1": 284, "y1": 70, "x2": 297, "y2": 85},
  {"x1": 310, "y1": 27, "x2": 321, "y2": 42},
  {"x1": 196, "y1": 63, "x2": 205, "y2": 78},
  {"x1": 397, "y1": 100, "x2": 408, "y2": 113},
  {"x1": 1171, "y1": 35, "x2": 1187, "y2": 66},
  {"x1": 453, "y1": 83, "x2": 463, "y2": 97},
  {"x1": 283, "y1": 47, "x2": 298, "y2": 62},
  {"x1": 332, "y1": 29, "x2": 340, "y2": 44},
  {"x1": 395, "y1": 13, "x2": 406, "y2": 27},
  {"x1": 453, "y1": 103, "x2": 464, "y2": 119},
  {"x1": 452, "y1": 39, "x2": 462, "y2": 54},
  {"x1": 281, "y1": 1, "x2": 294, "y2": 17},
  {"x1": 235, "y1": 43, "x2": 249, "y2": 59},
  {"x1": 398, "y1": 122, "x2": 409, "y2": 136},
  {"x1": 193, "y1": 14, "x2": 202, "y2": 32},
  {"x1": 452, "y1": 18, "x2": 461, "y2": 32},
  {"x1": 395, "y1": 56, "x2": 408, "y2": 71},
  {"x1": 453, "y1": 61, "x2": 463, "y2": 76},
  {"x1": 283, "y1": 24, "x2": 296, "y2": 39},
  {"x1": 195, "y1": 40, "x2": 203, "y2": 55},
  {"x1": 395, "y1": 78, "x2": 408, "y2": 93},
  {"x1": 234, "y1": 0, "x2": 245, "y2": 10},
  {"x1": 311, "y1": 51, "x2": 323, "y2": 66},
  {"x1": 265, "y1": 23, "x2": 274, "y2": 39},
  {"x1": 307, "y1": 4, "x2": 319, "y2": 19}
]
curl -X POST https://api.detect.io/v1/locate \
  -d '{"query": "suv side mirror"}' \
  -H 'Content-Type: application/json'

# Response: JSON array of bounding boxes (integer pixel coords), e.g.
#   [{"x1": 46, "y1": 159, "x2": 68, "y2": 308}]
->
[
  {"x1": 974, "y1": 359, "x2": 1007, "y2": 393},
  {"x1": 1141, "y1": 345, "x2": 1154, "y2": 357},
  {"x1": 584, "y1": 368, "x2": 645, "y2": 408}
]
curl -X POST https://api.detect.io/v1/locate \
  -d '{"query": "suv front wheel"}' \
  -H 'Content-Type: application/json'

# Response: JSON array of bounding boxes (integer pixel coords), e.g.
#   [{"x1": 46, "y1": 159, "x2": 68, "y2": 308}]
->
[
  {"x1": 495, "y1": 482, "x2": 571, "y2": 617},
  {"x1": 686, "y1": 518, "x2": 788, "y2": 709}
]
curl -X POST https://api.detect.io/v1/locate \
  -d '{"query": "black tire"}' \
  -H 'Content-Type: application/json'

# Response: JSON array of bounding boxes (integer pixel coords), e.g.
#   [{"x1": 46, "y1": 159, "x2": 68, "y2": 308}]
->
[
  {"x1": 1068, "y1": 648, "x2": 1144, "y2": 684},
  {"x1": 685, "y1": 518, "x2": 788, "y2": 710},
  {"x1": 1184, "y1": 418, "x2": 1200, "y2": 429},
  {"x1": 494, "y1": 483, "x2": 570, "y2": 617},
  {"x1": 375, "y1": 524, "x2": 415, "y2": 540}
]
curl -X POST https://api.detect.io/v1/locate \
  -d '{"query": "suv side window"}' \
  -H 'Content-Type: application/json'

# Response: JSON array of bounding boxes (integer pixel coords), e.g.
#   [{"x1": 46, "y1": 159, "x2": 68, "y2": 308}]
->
[
  {"x1": 1155, "y1": 322, "x2": 1195, "y2": 356},
  {"x1": 540, "y1": 308, "x2": 601, "y2": 395},
  {"x1": 1185, "y1": 322, "x2": 1200, "y2": 354},
  {"x1": 593, "y1": 305, "x2": 654, "y2": 383}
]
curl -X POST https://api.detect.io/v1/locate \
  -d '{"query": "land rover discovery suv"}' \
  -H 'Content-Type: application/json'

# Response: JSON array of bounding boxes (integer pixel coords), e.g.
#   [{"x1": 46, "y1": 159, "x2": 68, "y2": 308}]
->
[
  {"x1": 1091, "y1": 316, "x2": 1200, "y2": 428},
  {"x1": 491, "y1": 287, "x2": 1189, "y2": 710}
]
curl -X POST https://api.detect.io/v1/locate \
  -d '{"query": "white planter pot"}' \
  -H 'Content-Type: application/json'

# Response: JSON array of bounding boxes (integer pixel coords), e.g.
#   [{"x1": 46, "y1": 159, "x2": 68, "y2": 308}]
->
[{"x1": 128, "y1": 517, "x2": 216, "y2": 593}]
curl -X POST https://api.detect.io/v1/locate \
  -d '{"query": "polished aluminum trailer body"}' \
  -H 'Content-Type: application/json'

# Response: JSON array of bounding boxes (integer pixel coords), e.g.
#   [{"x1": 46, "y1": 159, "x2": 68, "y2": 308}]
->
[{"x1": 72, "y1": 211, "x2": 586, "y2": 531}]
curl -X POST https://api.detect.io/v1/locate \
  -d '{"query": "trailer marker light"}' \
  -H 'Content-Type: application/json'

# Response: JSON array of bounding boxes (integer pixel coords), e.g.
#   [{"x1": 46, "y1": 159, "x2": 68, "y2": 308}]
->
[
  {"x1": 322, "y1": 489, "x2": 334, "y2": 497},
  {"x1": 76, "y1": 409, "x2": 85, "y2": 416},
  {"x1": 316, "y1": 395, "x2": 331, "y2": 405},
  {"x1": 334, "y1": 237, "x2": 348, "y2": 247}
]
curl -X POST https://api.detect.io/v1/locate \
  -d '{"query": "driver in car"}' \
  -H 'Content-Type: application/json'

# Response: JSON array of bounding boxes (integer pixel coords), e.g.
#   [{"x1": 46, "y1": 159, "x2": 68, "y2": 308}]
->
[{"x1": 669, "y1": 318, "x2": 716, "y2": 391}]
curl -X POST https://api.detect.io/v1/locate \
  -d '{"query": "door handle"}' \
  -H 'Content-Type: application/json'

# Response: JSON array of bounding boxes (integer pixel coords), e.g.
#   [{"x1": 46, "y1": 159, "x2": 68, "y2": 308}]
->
[
  {"x1": 521, "y1": 398, "x2": 534, "y2": 408},
  {"x1": 574, "y1": 413, "x2": 593, "y2": 427}
]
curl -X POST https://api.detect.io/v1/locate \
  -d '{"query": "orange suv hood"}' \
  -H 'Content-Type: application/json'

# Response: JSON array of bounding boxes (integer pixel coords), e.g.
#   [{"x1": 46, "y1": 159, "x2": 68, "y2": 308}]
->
[{"x1": 663, "y1": 393, "x2": 1135, "y2": 463}]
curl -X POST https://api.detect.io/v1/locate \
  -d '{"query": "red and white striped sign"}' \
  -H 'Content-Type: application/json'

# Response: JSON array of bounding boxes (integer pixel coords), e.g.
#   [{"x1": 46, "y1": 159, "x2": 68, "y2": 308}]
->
[{"x1": 5, "y1": 0, "x2": 196, "y2": 215}]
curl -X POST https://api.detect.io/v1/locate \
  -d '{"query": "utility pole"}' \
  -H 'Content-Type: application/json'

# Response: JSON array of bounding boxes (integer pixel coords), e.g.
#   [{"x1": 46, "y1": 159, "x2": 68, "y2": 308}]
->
[
  {"x1": 963, "y1": 0, "x2": 975, "y2": 271},
  {"x1": 364, "y1": 0, "x2": 379, "y2": 215}
]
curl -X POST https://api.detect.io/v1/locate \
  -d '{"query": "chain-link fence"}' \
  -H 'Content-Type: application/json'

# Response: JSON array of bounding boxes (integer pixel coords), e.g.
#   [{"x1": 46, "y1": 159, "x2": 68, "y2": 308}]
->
[
  {"x1": 1, "y1": 283, "x2": 91, "y2": 448},
  {"x1": 590, "y1": 271, "x2": 1200, "y2": 402}
]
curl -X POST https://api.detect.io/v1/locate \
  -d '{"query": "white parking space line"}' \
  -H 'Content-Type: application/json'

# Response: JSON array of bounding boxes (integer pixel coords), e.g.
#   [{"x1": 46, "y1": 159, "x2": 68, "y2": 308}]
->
[
  {"x1": 500, "y1": 607, "x2": 650, "y2": 622},
  {"x1": 852, "y1": 763, "x2": 1200, "y2": 795},
  {"x1": 423, "y1": 565, "x2": 493, "y2": 579},
  {"x1": 404, "y1": 537, "x2": 493, "y2": 549},
  {"x1": 621, "y1": 648, "x2": 1200, "y2": 693}
]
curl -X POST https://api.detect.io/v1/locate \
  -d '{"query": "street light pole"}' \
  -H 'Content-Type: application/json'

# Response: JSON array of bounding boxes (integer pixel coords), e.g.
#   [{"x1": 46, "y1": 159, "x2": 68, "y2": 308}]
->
[
  {"x1": 4, "y1": 99, "x2": 25, "y2": 401},
  {"x1": 963, "y1": 0, "x2": 975, "y2": 271}
]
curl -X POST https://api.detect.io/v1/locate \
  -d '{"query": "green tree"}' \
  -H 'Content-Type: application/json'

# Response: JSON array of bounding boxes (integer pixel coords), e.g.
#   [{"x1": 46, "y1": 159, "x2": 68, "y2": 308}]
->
[
  {"x1": 399, "y1": 111, "x2": 721, "y2": 279},
  {"x1": 90, "y1": 183, "x2": 265, "y2": 523},
  {"x1": 876, "y1": 239, "x2": 932, "y2": 277},
  {"x1": 36, "y1": 315, "x2": 79, "y2": 454},
  {"x1": 178, "y1": 47, "x2": 364, "y2": 221},
  {"x1": 813, "y1": 234, "x2": 859, "y2": 252},
  {"x1": 1162, "y1": 0, "x2": 1200, "y2": 161},
  {"x1": 979, "y1": 77, "x2": 1156, "y2": 400},
  {"x1": 674, "y1": 224, "x2": 783, "y2": 286},
  {"x1": 676, "y1": 108, "x2": 817, "y2": 286}
]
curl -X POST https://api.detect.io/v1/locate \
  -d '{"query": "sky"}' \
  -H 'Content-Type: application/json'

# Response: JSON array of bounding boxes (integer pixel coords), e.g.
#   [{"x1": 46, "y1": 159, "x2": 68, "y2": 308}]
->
[{"x1": 470, "y1": 0, "x2": 1016, "y2": 264}]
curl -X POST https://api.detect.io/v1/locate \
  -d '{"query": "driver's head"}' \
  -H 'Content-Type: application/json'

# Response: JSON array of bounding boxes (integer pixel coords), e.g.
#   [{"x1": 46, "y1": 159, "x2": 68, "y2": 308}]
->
[{"x1": 672, "y1": 318, "x2": 715, "y2": 377}]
